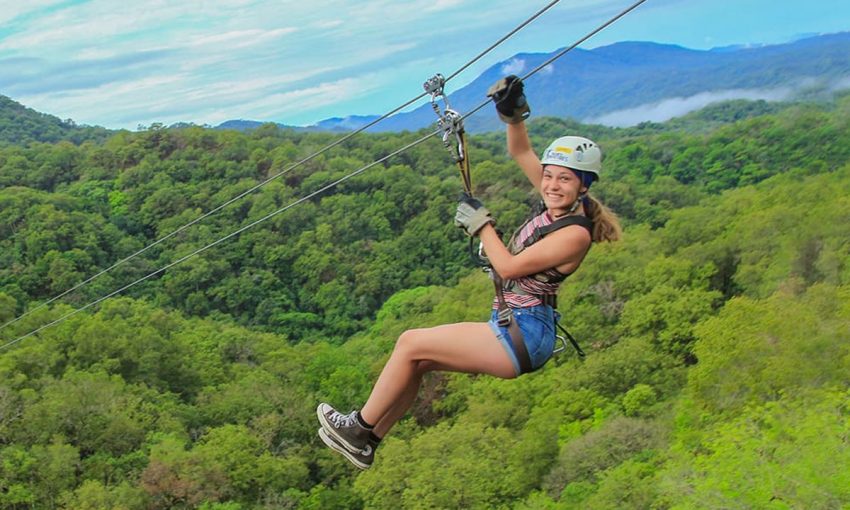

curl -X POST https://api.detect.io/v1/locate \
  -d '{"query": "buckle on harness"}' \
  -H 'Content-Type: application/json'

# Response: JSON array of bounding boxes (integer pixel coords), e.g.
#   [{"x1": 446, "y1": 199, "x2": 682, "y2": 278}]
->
[
  {"x1": 497, "y1": 308, "x2": 513, "y2": 328},
  {"x1": 554, "y1": 321, "x2": 586, "y2": 359},
  {"x1": 553, "y1": 334, "x2": 569, "y2": 355}
]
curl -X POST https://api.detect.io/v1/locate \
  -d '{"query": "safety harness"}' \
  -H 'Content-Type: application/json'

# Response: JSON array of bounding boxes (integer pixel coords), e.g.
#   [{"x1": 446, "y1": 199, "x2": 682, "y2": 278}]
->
[
  {"x1": 493, "y1": 210, "x2": 590, "y2": 373},
  {"x1": 426, "y1": 75, "x2": 587, "y2": 373}
]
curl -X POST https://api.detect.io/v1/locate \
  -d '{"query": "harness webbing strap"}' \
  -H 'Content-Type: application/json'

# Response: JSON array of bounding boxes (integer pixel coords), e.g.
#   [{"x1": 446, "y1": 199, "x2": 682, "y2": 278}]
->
[
  {"x1": 491, "y1": 271, "x2": 532, "y2": 374},
  {"x1": 494, "y1": 210, "x2": 591, "y2": 364},
  {"x1": 456, "y1": 130, "x2": 472, "y2": 194},
  {"x1": 522, "y1": 215, "x2": 593, "y2": 248}
]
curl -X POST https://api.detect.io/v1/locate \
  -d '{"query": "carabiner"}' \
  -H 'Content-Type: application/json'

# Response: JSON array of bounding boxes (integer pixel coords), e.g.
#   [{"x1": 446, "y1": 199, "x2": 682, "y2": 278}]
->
[
  {"x1": 438, "y1": 109, "x2": 465, "y2": 163},
  {"x1": 553, "y1": 334, "x2": 570, "y2": 355}
]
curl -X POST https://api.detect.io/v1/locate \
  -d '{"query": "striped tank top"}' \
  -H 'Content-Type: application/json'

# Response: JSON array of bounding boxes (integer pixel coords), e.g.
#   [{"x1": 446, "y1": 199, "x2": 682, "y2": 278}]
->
[{"x1": 492, "y1": 210, "x2": 589, "y2": 309}]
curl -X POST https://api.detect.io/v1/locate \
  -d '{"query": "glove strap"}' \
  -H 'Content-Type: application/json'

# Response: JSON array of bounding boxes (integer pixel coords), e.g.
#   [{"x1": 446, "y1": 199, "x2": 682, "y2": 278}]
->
[{"x1": 497, "y1": 107, "x2": 529, "y2": 125}]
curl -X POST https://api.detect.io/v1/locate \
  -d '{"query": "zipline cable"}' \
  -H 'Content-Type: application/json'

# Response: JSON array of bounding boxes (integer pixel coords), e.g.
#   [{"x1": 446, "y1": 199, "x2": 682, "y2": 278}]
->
[
  {"x1": 0, "y1": 130, "x2": 440, "y2": 351},
  {"x1": 0, "y1": 0, "x2": 565, "y2": 334},
  {"x1": 0, "y1": 0, "x2": 647, "y2": 351},
  {"x1": 435, "y1": 1, "x2": 652, "y2": 162},
  {"x1": 444, "y1": 0, "x2": 560, "y2": 83},
  {"x1": 520, "y1": 0, "x2": 647, "y2": 81},
  {"x1": 0, "y1": 94, "x2": 425, "y2": 333}
]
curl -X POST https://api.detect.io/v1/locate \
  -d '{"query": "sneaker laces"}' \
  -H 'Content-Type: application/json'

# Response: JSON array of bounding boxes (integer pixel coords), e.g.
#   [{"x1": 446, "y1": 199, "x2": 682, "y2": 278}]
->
[{"x1": 329, "y1": 410, "x2": 358, "y2": 428}]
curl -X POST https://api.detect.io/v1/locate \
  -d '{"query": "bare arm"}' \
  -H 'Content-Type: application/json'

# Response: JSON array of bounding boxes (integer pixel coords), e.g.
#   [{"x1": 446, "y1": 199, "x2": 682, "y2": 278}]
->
[
  {"x1": 507, "y1": 122, "x2": 543, "y2": 192},
  {"x1": 477, "y1": 223, "x2": 590, "y2": 280}
]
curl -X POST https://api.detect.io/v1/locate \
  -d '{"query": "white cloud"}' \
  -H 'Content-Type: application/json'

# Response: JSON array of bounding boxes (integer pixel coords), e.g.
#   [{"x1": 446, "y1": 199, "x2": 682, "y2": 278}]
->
[
  {"x1": 6, "y1": 0, "x2": 838, "y2": 130},
  {"x1": 180, "y1": 67, "x2": 340, "y2": 103},
  {"x1": 16, "y1": 65, "x2": 373, "y2": 129},
  {"x1": 74, "y1": 47, "x2": 122, "y2": 60},
  {"x1": 0, "y1": 0, "x2": 66, "y2": 25},
  {"x1": 18, "y1": 73, "x2": 186, "y2": 124},
  {"x1": 0, "y1": 0, "x2": 545, "y2": 126},
  {"x1": 204, "y1": 76, "x2": 380, "y2": 125},
  {"x1": 313, "y1": 19, "x2": 344, "y2": 30},
  {"x1": 501, "y1": 58, "x2": 526, "y2": 75},
  {"x1": 186, "y1": 28, "x2": 297, "y2": 49},
  {"x1": 585, "y1": 87, "x2": 796, "y2": 127},
  {"x1": 424, "y1": 0, "x2": 464, "y2": 12},
  {"x1": 0, "y1": 0, "x2": 297, "y2": 53},
  {"x1": 828, "y1": 75, "x2": 850, "y2": 92}
]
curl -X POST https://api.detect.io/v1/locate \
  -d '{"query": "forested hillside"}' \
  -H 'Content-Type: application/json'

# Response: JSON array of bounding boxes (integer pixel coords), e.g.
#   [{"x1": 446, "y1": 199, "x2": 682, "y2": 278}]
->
[
  {"x1": 0, "y1": 95, "x2": 111, "y2": 147},
  {"x1": 1, "y1": 95, "x2": 849, "y2": 509}
]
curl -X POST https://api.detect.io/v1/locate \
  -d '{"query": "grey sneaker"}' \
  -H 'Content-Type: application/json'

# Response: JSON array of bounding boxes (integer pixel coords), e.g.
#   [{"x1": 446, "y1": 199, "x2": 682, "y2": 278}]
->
[
  {"x1": 317, "y1": 427, "x2": 376, "y2": 470},
  {"x1": 316, "y1": 403, "x2": 371, "y2": 455}
]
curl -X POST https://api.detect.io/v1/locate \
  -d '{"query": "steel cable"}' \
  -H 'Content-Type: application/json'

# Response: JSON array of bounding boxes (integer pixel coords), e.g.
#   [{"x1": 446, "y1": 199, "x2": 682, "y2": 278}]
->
[
  {"x1": 0, "y1": 130, "x2": 439, "y2": 350},
  {"x1": 1, "y1": 0, "x2": 648, "y2": 350},
  {"x1": 0, "y1": 0, "x2": 565, "y2": 334}
]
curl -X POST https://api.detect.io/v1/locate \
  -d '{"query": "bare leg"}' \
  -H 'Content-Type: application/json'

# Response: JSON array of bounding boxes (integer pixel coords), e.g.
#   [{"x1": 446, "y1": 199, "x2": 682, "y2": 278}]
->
[
  {"x1": 360, "y1": 322, "x2": 516, "y2": 426},
  {"x1": 372, "y1": 360, "x2": 441, "y2": 438}
]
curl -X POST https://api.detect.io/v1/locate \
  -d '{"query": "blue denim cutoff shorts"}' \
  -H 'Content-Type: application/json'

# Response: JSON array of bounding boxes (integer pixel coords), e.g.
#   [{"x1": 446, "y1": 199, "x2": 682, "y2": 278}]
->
[{"x1": 488, "y1": 304, "x2": 557, "y2": 376}]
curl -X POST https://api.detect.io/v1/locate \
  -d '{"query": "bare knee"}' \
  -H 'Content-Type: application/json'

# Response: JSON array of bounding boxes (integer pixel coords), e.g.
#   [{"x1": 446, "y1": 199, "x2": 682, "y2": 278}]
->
[
  {"x1": 395, "y1": 328, "x2": 435, "y2": 362},
  {"x1": 393, "y1": 329, "x2": 453, "y2": 375},
  {"x1": 403, "y1": 334, "x2": 441, "y2": 376}
]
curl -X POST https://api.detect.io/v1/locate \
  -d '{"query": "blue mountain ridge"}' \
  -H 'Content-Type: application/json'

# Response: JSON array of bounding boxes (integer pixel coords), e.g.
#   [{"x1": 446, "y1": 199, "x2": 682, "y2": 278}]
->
[{"x1": 222, "y1": 32, "x2": 850, "y2": 134}]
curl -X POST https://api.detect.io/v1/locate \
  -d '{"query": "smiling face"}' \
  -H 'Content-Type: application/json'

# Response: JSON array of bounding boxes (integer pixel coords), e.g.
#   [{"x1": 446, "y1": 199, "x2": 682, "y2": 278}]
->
[{"x1": 541, "y1": 165, "x2": 586, "y2": 215}]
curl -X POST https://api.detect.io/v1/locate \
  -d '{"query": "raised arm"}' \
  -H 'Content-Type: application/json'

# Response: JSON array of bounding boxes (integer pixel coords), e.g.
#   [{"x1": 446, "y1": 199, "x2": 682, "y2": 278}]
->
[
  {"x1": 507, "y1": 122, "x2": 543, "y2": 192},
  {"x1": 487, "y1": 75, "x2": 542, "y2": 192}
]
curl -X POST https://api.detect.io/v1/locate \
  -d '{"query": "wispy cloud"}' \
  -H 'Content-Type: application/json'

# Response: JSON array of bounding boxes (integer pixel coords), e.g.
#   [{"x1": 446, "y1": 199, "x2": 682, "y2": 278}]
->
[
  {"x1": 424, "y1": 0, "x2": 465, "y2": 12},
  {"x1": 586, "y1": 87, "x2": 796, "y2": 127},
  {"x1": 186, "y1": 28, "x2": 298, "y2": 49},
  {"x1": 538, "y1": 63, "x2": 554, "y2": 75},
  {"x1": 2, "y1": 0, "x2": 846, "y2": 129},
  {"x1": 0, "y1": 0, "x2": 67, "y2": 25},
  {"x1": 236, "y1": 76, "x2": 378, "y2": 120},
  {"x1": 828, "y1": 75, "x2": 850, "y2": 91},
  {"x1": 501, "y1": 58, "x2": 525, "y2": 75},
  {"x1": 588, "y1": 74, "x2": 850, "y2": 127},
  {"x1": 313, "y1": 19, "x2": 344, "y2": 30}
]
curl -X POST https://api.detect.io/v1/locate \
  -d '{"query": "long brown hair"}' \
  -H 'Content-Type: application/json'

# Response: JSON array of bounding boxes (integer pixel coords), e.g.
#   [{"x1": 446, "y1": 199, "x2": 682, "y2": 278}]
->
[{"x1": 584, "y1": 193, "x2": 621, "y2": 242}]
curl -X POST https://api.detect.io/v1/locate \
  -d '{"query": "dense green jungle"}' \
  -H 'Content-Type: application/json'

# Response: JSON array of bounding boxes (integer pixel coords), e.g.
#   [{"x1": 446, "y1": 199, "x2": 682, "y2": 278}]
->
[{"x1": 0, "y1": 94, "x2": 849, "y2": 509}]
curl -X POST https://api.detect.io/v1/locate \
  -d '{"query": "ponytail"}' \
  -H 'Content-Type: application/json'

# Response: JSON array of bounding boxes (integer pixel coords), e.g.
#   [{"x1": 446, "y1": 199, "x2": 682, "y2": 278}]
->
[{"x1": 584, "y1": 193, "x2": 621, "y2": 242}]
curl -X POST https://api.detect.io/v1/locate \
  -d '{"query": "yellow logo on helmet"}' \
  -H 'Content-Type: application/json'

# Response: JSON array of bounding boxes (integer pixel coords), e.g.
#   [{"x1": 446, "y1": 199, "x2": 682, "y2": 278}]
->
[{"x1": 553, "y1": 146, "x2": 573, "y2": 154}]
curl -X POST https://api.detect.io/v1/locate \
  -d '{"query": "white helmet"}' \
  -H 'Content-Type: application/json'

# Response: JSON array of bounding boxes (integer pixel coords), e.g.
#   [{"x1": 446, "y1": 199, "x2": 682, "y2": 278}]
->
[{"x1": 540, "y1": 136, "x2": 602, "y2": 178}]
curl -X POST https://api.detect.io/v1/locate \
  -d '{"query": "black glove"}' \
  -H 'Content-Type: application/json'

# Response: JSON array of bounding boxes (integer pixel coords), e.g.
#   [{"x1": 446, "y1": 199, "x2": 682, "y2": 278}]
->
[
  {"x1": 486, "y1": 75, "x2": 530, "y2": 124},
  {"x1": 454, "y1": 193, "x2": 495, "y2": 237}
]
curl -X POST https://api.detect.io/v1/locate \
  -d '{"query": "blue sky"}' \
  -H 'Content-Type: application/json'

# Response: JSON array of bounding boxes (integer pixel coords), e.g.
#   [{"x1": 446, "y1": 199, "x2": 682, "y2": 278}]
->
[{"x1": 1, "y1": 0, "x2": 847, "y2": 129}]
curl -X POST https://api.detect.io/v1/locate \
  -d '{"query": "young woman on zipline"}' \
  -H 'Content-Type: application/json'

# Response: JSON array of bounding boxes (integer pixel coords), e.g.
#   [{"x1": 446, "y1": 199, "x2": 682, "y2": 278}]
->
[{"x1": 317, "y1": 76, "x2": 621, "y2": 469}]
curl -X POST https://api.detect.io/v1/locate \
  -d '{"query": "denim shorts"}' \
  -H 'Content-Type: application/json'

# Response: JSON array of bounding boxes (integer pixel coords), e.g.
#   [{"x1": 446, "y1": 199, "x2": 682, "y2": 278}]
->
[{"x1": 488, "y1": 305, "x2": 557, "y2": 376}]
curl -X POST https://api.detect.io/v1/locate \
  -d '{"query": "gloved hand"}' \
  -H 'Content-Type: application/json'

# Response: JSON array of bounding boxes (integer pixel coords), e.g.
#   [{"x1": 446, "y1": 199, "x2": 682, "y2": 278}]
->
[
  {"x1": 454, "y1": 193, "x2": 495, "y2": 237},
  {"x1": 486, "y1": 75, "x2": 530, "y2": 124}
]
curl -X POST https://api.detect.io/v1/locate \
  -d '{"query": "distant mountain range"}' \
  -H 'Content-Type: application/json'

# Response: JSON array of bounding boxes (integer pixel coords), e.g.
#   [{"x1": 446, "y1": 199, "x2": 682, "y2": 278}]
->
[
  {"x1": 2, "y1": 32, "x2": 849, "y2": 142},
  {"x1": 216, "y1": 115, "x2": 382, "y2": 133},
  {"x1": 217, "y1": 31, "x2": 850, "y2": 133}
]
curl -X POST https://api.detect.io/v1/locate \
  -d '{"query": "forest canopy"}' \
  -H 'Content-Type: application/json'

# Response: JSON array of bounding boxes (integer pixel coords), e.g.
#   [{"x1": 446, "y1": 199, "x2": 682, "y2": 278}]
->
[{"x1": 1, "y1": 95, "x2": 849, "y2": 509}]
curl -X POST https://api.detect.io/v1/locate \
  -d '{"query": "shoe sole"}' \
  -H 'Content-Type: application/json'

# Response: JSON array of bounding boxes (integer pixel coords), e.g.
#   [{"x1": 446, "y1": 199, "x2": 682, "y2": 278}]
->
[
  {"x1": 318, "y1": 428, "x2": 370, "y2": 470},
  {"x1": 316, "y1": 404, "x2": 362, "y2": 455}
]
